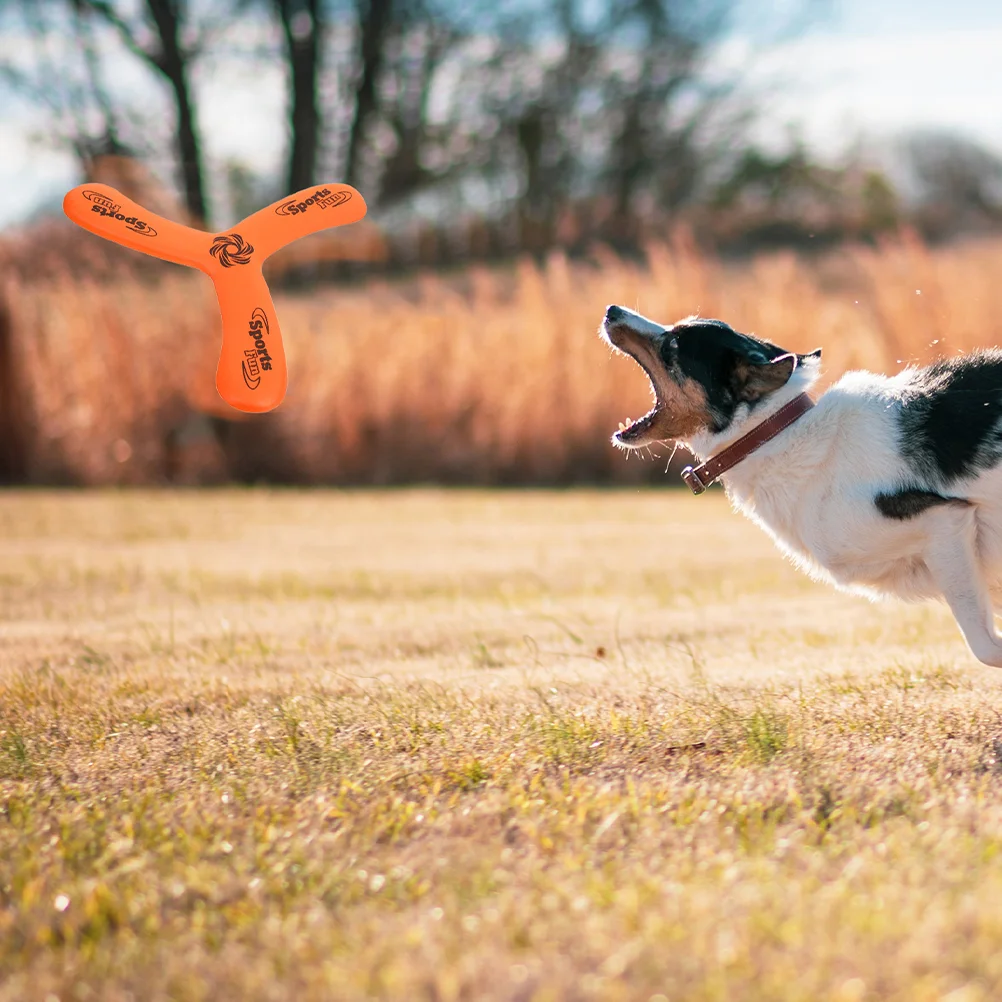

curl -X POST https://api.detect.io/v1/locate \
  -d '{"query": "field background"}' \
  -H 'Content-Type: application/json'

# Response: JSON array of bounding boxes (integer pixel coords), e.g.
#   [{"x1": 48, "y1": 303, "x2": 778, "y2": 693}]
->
[
  {"x1": 4, "y1": 230, "x2": 1002, "y2": 485},
  {"x1": 4, "y1": 489, "x2": 1002, "y2": 1001}
]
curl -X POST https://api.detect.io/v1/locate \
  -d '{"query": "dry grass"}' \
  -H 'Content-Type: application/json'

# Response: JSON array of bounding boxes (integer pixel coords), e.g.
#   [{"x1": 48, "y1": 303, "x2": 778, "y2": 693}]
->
[
  {"x1": 4, "y1": 488, "x2": 1002, "y2": 1001},
  {"x1": 5, "y1": 230, "x2": 1002, "y2": 484}
]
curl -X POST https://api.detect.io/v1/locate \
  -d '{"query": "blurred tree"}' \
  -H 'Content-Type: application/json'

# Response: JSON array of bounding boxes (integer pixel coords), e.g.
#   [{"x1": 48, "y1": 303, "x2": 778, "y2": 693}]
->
[
  {"x1": 860, "y1": 169, "x2": 899, "y2": 234},
  {"x1": 273, "y1": 0, "x2": 323, "y2": 192},
  {"x1": 904, "y1": 130, "x2": 1002, "y2": 231},
  {"x1": 343, "y1": 0, "x2": 394, "y2": 190},
  {"x1": 329, "y1": 0, "x2": 757, "y2": 242},
  {"x1": 712, "y1": 145, "x2": 835, "y2": 211},
  {"x1": 2, "y1": 0, "x2": 833, "y2": 251},
  {"x1": 0, "y1": 0, "x2": 255, "y2": 226},
  {"x1": 76, "y1": 0, "x2": 216, "y2": 224},
  {"x1": 225, "y1": 158, "x2": 266, "y2": 220},
  {"x1": 0, "y1": 0, "x2": 131, "y2": 166},
  {"x1": 71, "y1": 0, "x2": 128, "y2": 158},
  {"x1": 600, "y1": 1, "x2": 736, "y2": 215}
]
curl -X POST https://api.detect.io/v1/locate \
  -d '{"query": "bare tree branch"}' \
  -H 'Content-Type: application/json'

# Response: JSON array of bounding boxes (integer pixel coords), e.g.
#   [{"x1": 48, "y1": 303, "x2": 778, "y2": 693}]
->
[
  {"x1": 344, "y1": 0, "x2": 393, "y2": 190},
  {"x1": 77, "y1": 0, "x2": 163, "y2": 70},
  {"x1": 273, "y1": 0, "x2": 322, "y2": 192},
  {"x1": 77, "y1": 0, "x2": 211, "y2": 223}
]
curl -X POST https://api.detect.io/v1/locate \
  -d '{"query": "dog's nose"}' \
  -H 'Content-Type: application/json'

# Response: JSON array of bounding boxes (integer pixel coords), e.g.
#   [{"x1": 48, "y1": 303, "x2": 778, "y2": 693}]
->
[{"x1": 605, "y1": 305, "x2": 626, "y2": 323}]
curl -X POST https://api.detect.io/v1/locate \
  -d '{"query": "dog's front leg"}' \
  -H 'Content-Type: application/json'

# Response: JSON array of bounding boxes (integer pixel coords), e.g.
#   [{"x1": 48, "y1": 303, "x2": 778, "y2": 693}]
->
[{"x1": 923, "y1": 507, "x2": 1002, "y2": 667}]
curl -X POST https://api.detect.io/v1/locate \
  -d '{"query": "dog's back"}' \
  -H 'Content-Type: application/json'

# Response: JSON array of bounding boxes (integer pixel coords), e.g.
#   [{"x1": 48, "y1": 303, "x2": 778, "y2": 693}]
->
[{"x1": 893, "y1": 349, "x2": 1002, "y2": 490}]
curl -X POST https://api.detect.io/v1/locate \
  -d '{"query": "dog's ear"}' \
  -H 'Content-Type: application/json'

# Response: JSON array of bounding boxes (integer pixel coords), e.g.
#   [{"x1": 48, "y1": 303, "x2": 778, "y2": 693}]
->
[
  {"x1": 800, "y1": 348, "x2": 822, "y2": 361},
  {"x1": 732, "y1": 350, "x2": 796, "y2": 402}
]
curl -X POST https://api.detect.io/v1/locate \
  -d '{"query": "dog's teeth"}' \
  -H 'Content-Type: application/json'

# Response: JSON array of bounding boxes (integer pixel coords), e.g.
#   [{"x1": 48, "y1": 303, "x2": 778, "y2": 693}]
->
[{"x1": 618, "y1": 421, "x2": 627, "y2": 431}]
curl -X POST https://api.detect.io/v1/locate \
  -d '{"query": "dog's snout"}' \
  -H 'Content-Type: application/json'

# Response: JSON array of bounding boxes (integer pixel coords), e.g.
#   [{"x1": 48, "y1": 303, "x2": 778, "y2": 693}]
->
[{"x1": 602, "y1": 305, "x2": 666, "y2": 341}]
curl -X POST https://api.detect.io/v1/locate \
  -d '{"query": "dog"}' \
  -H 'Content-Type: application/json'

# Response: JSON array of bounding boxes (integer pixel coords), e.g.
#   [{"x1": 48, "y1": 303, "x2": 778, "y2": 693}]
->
[{"x1": 601, "y1": 304, "x2": 1002, "y2": 667}]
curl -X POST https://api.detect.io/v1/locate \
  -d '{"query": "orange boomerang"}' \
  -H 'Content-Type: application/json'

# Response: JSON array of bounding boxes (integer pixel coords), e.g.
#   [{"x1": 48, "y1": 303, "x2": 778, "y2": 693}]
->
[{"x1": 63, "y1": 183, "x2": 367, "y2": 413}]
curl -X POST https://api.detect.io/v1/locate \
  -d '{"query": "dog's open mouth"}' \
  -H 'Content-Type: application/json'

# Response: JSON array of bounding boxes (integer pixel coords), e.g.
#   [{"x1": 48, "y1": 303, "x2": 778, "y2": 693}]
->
[
  {"x1": 614, "y1": 387, "x2": 662, "y2": 446},
  {"x1": 602, "y1": 307, "x2": 672, "y2": 449}
]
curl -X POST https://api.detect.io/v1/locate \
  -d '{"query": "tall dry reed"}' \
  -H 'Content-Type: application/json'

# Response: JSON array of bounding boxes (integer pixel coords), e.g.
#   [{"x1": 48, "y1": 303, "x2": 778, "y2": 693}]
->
[{"x1": 4, "y1": 230, "x2": 1002, "y2": 485}]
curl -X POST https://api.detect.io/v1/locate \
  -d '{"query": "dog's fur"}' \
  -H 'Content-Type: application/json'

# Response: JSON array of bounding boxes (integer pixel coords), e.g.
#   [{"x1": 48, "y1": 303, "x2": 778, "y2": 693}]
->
[{"x1": 601, "y1": 304, "x2": 1002, "y2": 667}]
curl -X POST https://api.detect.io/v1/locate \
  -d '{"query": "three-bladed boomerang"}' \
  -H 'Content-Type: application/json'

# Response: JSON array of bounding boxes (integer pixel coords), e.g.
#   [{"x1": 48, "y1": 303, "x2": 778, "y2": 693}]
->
[{"x1": 63, "y1": 183, "x2": 368, "y2": 413}]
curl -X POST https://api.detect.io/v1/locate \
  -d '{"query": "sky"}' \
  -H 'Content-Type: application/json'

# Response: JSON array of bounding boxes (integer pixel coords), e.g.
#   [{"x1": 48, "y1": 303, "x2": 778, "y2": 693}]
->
[
  {"x1": 0, "y1": 0, "x2": 999, "y2": 230},
  {"x1": 742, "y1": 0, "x2": 1002, "y2": 155}
]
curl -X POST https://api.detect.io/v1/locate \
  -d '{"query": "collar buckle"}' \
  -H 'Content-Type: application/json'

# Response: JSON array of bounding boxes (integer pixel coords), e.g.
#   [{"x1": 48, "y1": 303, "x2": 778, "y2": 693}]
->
[{"x1": 681, "y1": 465, "x2": 708, "y2": 495}]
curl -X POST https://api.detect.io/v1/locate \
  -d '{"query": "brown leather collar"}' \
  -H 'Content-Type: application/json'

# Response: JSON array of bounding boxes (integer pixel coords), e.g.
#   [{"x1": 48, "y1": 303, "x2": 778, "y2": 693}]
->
[{"x1": 681, "y1": 392, "x2": 815, "y2": 495}]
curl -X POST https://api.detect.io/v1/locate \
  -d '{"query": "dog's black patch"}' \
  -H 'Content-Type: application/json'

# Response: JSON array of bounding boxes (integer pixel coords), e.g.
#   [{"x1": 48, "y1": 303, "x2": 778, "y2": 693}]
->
[
  {"x1": 666, "y1": 319, "x2": 796, "y2": 433},
  {"x1": 899, "y1": 350, "x2": 1002, "y2": 482},
  {"x1": 874, "y1": 488, "x2": 968, "y2": 520}
]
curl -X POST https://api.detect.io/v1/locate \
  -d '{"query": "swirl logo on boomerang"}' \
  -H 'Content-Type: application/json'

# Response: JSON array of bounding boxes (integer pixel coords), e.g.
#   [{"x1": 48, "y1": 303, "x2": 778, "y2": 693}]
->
[
  {"x1": 274, "y1": 188, "x2": 352, "y2": 217},
  {"x1": 210, "y1": 233, "x2": 254, "y2": 267},
  {"x1": 81, "y1": 189, "x2": 157, "y2": 237},
  {"x1": 242, "y1": 307, "x2": 274, "y2": 390}
]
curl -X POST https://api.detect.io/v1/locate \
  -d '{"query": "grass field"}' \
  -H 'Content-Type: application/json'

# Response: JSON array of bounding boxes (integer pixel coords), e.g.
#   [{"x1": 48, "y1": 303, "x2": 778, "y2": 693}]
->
[{"x1": 4, "y1": 489, "x2": 1002, "y2": 1001}]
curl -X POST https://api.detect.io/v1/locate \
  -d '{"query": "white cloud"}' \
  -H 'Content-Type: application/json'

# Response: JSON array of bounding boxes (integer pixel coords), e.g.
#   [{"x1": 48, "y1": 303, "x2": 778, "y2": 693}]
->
[{"x1": 742, "y1": 26, "x2": 1002, "y2": 155}]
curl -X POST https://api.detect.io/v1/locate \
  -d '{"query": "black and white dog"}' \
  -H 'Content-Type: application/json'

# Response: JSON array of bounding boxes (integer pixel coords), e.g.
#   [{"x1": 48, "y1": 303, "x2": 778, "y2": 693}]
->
[{"x1": 601, "y1": 304, "x2": 1002, "y2": 667}]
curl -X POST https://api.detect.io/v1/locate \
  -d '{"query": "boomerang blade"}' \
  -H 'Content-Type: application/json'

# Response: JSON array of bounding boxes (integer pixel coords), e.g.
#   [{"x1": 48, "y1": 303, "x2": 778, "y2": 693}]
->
[
  {"x1": 237, "y1": 184, "x2": 368, "y2": 259},
  {"x1": 62, "y1": 184, "x2": 213, "y2": 270},
  {"x1": 214, "y1": 271, "x2": 287, "y2": 413}
]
